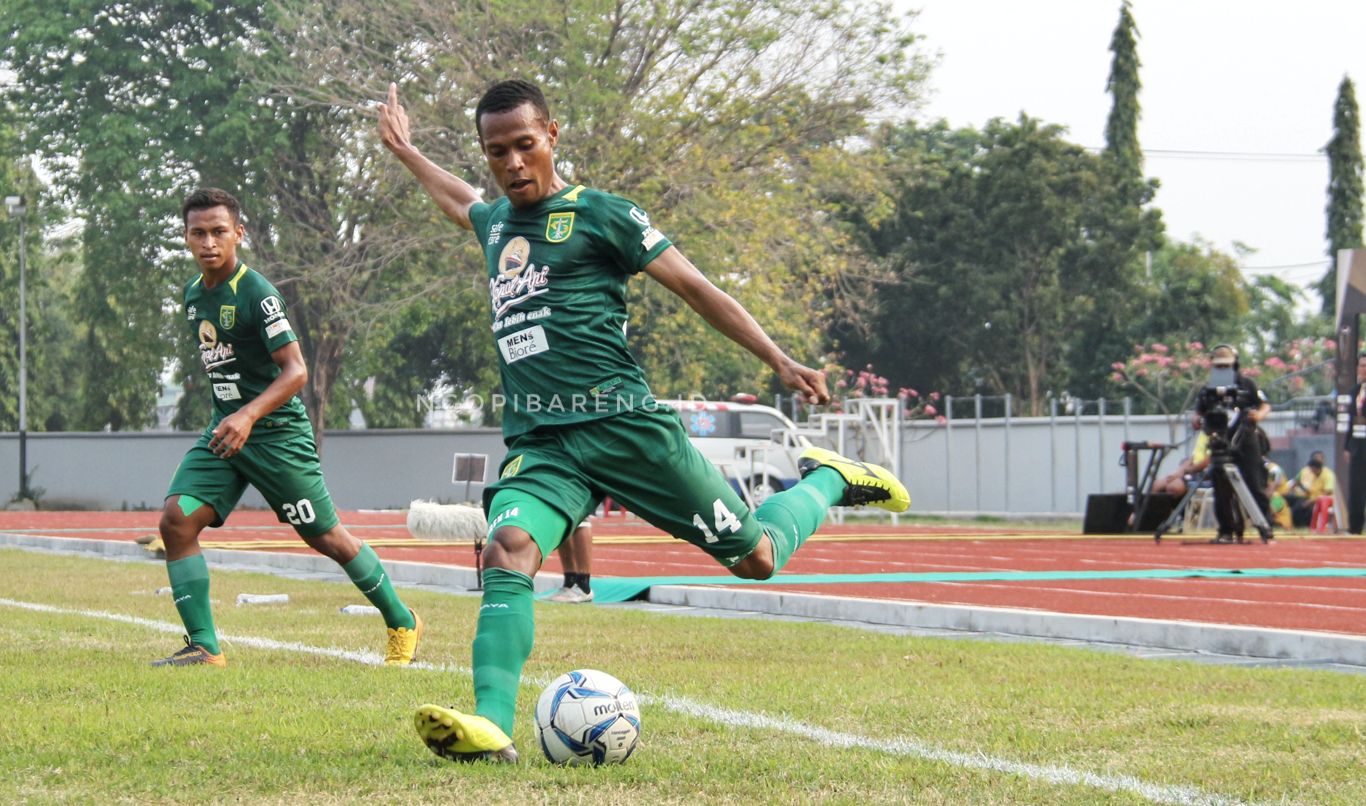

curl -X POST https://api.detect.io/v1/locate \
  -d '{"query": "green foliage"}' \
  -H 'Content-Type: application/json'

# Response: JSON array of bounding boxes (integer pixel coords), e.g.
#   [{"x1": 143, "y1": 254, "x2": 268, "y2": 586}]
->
[
  {"x1": 1066, "y1": 0, "x2": 1164, "y2": 399},
  {"x1": 1103, "y1": 1, "x2": 1143, "y2": 178},
  {"x1": 1320, "y1": 75, "x2": 1364, "y2": 312},
  {"x1": 1244, "y1": 275, "x2": 1331, "y2": 361},
  {"x1": 1127, "y1": 239, "x2": 1249, "y2": 349},
  {"x1": 1, "y1": 0, "x2": 277, "y2": 431},
  {"x1": 335, "y1": 279, "x2": 499, "y2": 429},
  {"x1": 842, "y1": 117, "x2": 1121, "y2": 415},
  {"x1": 265, "y1": 0, "x2": 928, "y2": 404},
  {"x1": 0, "y1": 117, "x2": 86, "y2": 434}
]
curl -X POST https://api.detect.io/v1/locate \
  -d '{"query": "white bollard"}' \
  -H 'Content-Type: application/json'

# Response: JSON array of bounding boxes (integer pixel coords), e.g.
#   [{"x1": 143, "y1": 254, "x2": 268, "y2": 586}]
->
[
  {"x1": 339, "y1": 604, "x2": 382, "y2": 616},
  {"x1": 236, "y1": 593, "x2": 290, "y2": 605}
]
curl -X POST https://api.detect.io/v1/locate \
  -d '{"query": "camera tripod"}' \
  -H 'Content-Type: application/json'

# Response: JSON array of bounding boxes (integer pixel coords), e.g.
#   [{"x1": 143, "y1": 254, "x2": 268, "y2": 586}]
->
[{"x1": 1154, "y1": 442, "x2": 1273, "y2": 545}]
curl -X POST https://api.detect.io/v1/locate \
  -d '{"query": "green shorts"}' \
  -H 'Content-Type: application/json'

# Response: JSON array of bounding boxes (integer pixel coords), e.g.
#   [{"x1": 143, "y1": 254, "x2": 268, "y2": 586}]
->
[
  {"x1": 483, "y1": 406, "x2": 764, "y2": 566},
  {"x1": 166, "y1": 428, "x2": 340, "y2": 538}
]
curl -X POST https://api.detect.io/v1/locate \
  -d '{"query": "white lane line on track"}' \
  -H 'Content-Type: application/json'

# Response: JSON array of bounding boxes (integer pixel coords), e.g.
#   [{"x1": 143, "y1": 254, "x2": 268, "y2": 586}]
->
[
  {"x1": 0, "y1": 595, "x2": 1255, "y2": 806},
  {"x1": 924, "y1": 582, "x2": 1366, "y2": 613}
]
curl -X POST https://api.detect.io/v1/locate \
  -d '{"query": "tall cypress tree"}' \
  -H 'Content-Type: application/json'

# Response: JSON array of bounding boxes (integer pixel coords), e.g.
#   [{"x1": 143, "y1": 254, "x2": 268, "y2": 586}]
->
[
  {"x1": 1104, "y1": 0, "x2": 1142, "y2": 179},
  {"x1": 1320, "y1": 76, "x2": 1364, "y2": 314},
  {"x1": 1068, "y1": 1, "x2": 1162, "y2": 397}
]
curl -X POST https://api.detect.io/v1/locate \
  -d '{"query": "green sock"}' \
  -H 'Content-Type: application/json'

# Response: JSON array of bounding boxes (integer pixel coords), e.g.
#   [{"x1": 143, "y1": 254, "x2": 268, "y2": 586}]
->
[
  {"x1": 342, "y1": 543, "x2": 415, "y2": 630},
  {"x1": 755, "y1": 467, "x2": 846, "y2": 574},
  {"x1": 473, "y1": 567, "x2": 535, "y2": 737},
  {"x1": 166, "y1": 554, "x2": 220, "y2": 655}
]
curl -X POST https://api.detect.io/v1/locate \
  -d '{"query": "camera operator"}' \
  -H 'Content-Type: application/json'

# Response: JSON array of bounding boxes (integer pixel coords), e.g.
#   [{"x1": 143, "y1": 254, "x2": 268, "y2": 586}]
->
[{"x1": 1194, "y1": 344, "x2": 1272, "y2": 542}]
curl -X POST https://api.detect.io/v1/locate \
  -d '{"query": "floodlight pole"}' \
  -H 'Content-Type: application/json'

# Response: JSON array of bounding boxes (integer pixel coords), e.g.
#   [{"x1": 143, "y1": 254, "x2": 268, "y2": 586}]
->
[{"x1": 4, "y1": 195, "x2": 27, "y2": 501}]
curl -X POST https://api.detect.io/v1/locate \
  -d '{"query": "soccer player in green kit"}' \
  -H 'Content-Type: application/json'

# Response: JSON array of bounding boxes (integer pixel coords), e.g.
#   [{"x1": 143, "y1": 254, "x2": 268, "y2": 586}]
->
[
  {"x1": 153, "y1": 187, "x2": 423, "y2": 667},
  {"x1": 378, "y1": 81, "x2": 909, "y2": 762}
]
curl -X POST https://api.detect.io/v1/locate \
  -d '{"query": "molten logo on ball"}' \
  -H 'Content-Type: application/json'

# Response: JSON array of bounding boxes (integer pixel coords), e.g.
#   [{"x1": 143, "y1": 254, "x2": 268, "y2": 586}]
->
[{"x1": 535, "y1": 669, "x2": 641, "y2": 765}]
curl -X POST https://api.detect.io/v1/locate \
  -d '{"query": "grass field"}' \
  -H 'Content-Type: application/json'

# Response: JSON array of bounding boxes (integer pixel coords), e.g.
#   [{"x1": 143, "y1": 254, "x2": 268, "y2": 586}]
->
[{"x1": 2, "y1": 548, "x2": 1364, "y2": 805}]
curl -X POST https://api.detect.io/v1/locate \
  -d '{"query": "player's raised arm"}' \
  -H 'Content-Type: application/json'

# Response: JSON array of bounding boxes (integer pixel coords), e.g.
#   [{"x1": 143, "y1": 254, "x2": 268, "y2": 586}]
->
[
  {"x1": 377, "y1": 82, "x2": 482, "y2": 230},
  {"x1": 643, "y1": 246, "x2": 830, "y2": 405}
]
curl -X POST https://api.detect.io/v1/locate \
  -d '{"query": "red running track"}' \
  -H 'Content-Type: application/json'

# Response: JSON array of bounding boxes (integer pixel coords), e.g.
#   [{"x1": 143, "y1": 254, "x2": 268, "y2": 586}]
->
[{"x1": 3, "y1": 511, "x2": 1365, "y2": 636}]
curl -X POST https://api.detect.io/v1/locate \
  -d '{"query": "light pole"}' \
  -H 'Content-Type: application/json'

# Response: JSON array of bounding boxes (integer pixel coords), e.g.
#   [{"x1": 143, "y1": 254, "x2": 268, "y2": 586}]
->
[{"x1": 4, "y1": 195, "x2": 28, "y2": 502}]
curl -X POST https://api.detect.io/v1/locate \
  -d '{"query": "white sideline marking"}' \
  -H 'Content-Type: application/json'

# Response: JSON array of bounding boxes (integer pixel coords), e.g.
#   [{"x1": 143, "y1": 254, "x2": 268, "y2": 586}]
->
[{"x1": 0, "y1": 596, "x2": 1251, "y2": 806}]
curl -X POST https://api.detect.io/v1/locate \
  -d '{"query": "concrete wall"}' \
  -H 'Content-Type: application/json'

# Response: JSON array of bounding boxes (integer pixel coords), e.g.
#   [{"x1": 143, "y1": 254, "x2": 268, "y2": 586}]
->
[
  {"x1": 897, "y1": 414, "x2": 1183, "y2": 515},
  {"x1": 0, "y1": 429, "x2": 507, "y2": 511},
  {"x1": 0, "y1": 408, "x2": 1326, "y2": 515}
]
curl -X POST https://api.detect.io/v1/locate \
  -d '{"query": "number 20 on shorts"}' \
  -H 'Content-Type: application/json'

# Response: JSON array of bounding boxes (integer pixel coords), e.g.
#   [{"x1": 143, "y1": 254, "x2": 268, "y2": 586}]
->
[{"x1": 281, "y1": 498, "x2": 316, "y2": 525}]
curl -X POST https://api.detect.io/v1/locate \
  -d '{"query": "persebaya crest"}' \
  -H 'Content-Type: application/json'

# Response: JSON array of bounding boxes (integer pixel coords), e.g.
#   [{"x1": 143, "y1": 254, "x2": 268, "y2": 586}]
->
[{"x1": 545, "y1": 212, "x2": 575, "y2": 243}]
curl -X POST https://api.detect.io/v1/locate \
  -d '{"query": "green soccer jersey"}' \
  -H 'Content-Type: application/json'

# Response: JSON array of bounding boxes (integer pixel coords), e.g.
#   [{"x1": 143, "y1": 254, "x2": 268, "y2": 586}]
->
[
  {"x1": 470, "y1": 184, "x2": 672, "y2": 438},
  {"x1": 182, "y1": 263, "x2": 309, "y2": 442}
]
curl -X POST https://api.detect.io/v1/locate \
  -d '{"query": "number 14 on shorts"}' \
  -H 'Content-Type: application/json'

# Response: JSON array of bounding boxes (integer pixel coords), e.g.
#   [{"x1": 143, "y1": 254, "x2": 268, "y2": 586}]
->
[{"x1": 692, "y1": 499, "x2": 741, "y2": 543}]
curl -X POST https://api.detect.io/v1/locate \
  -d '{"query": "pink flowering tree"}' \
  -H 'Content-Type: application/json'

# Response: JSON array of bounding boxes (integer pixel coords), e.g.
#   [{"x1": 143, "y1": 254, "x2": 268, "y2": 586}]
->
[
  {"x1": 1106, "y1": 341, "x2": 1213, "y2": 417},
  {"x1": 827, "y1": 364, "x2": 946, "y2": 424},
  {"x1": 1108, "y1": 338, "x2": 1338, "y2": 418},
  {"x1": 1251, "y1": 337, "x2": 1337, "y2": 398}
]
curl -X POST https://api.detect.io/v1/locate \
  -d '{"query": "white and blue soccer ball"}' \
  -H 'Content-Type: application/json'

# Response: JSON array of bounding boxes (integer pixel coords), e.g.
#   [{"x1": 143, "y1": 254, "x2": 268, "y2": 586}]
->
[{"x1": 535, "y1": 669, "x2": 641, "y2": 765}]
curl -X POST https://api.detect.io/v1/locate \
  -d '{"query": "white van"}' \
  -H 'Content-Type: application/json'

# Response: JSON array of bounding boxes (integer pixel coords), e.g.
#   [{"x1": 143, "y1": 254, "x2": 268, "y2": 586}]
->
[{"x1": 655, "y1": 398, "x2": 811, "y2": 505}]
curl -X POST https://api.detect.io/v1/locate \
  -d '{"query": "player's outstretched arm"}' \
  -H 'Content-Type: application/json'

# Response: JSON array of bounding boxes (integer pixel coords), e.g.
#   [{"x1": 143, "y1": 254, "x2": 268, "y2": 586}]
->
[
  {"x1": 644, "y1": 247, "x2": 830, "y2": 405},
  {"x1": 377, "y1": 82, "x2": 482, "y2": 231}
]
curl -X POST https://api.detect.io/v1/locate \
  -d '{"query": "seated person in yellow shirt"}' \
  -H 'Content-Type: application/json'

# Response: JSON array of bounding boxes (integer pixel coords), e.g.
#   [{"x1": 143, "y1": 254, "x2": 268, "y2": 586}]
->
[
  {"x1": 1153, "y1": 432, "x2": 1211, "y2": 498},
  {"x1": 1284, "y1": 451, "x2": 1336, "y2": 527}
]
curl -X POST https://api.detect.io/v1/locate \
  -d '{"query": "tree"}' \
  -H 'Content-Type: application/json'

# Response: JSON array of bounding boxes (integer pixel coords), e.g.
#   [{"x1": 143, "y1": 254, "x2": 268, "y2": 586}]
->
[
  {"x1": 0, "y1": 115, "x2": 86, "y2": 435},
  {"x1": 258, "y1": 0, "x2": 929, "y2": 405},
  {"x1": 830, "y1": 120, "x2": 980, "y2": 396},
  {"x1": 1, "y1": 1, "x2": 281, "y2": 431},
  {"x1": 1128, "y1": 239, "x2": 1249, "y2": 351},
  {"x1": 1109, "y1": 336, "x2": 1336, "y2": 417},
  {"x1": 2, "y1": 1, "x2": 460, "y2": 443},
  {"x1": 1103, "y1": 1, "x2": 1143, "y2": 178},
  {"x1": 1067, "y1": 0, "x2": 1163, "y2": 398},
  {"x1": 1320, "y1": 75, "x2": 1363, "y2": 313},
  {"x1": 1244, "y1": 274, "x2": 1326, "y2": 360},
  {"x1": 846, "y1": 116, "x2": 1115, "y2": 414},
  {"x1": 333, "y1": 286, "x2": 498, "y2": 429}
]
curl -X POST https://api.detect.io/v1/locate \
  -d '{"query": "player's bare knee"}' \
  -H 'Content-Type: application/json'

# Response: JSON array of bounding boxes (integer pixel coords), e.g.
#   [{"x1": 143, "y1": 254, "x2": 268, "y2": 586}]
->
[
  {"x1": 728, "y1": 541, "x2": 776, "y2": 580},
  {"x1": 483, "y1": 526, "x2": 543, "y2": 576},
  {"x1": 159, "y1": 501, "x2": 186, "y2": 536},
  {"x1": 730, "y1": 557, "x2": 775, "y2": 580},
  {"x1": 159, "y1": 499, "x2": 202, "y2": 552},
  {"x1": 302, "y1": 524, "x2": 357, "y2": 563}
]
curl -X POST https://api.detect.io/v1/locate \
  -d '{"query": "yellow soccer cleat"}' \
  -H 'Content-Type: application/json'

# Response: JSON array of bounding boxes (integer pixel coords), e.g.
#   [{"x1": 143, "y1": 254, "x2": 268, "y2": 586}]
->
[
  {"x1": 384, "y1": 608, "x2": 424, "y2": 666},
  {"x1": 414, "y1": 704, "x2": 519, "y2": 763},
  {"x1": 798, "y1": 447, "x2": 911, "y2": 513},
  {"x1": 151, "y1": 635, "x2": 227, "y2": 667}
]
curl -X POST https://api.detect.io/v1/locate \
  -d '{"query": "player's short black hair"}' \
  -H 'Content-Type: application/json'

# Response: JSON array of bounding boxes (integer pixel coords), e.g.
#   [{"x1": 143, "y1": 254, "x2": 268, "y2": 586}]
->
[
  {"x1": 181, "y1": 187, "x2": 242, "y2": 226},
  {"x1": 474, "y1": 79, "x2": 550, "y2": 138}
]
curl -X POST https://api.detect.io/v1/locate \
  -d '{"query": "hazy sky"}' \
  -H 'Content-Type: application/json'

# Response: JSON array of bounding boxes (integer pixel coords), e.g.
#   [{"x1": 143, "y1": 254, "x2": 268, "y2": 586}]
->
[{"x1": 900, "y1": 0, "x2": 1366, "y2": 301}]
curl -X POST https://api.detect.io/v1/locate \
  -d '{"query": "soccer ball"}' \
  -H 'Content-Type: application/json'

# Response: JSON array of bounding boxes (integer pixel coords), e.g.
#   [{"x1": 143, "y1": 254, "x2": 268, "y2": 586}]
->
[{"x1": 535, "y1": 669, "x2": 641, "y2": 765}]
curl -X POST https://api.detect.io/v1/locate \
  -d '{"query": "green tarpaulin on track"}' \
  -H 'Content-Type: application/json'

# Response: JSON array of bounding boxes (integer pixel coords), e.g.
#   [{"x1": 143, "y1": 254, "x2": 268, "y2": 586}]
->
[{"x1": 542, "y1": 566, "x2": 1366, "y2": 604}]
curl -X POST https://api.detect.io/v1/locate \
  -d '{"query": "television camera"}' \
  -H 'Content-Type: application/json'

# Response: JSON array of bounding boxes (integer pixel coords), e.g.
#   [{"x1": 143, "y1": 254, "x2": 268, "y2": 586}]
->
[
  {"x1": 1154, "y1": 365, "x2": 1272, "y2": 544},
  {"x1": 1195, "y1": 366, "x2": 1257, "y2": 449}
]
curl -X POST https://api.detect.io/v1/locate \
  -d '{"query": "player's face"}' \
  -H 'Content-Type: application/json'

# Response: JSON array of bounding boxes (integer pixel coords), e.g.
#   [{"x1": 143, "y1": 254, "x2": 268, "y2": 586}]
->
[
  {"x1": 1358, "y1": 355, "x2": 1366, "y2": 382},
  {"x1": 479, "y1": 103, "x2": 560, "y2": 208},
  {"x1": 184, "y1": 206, "x2": 244, "y2": 274}
]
